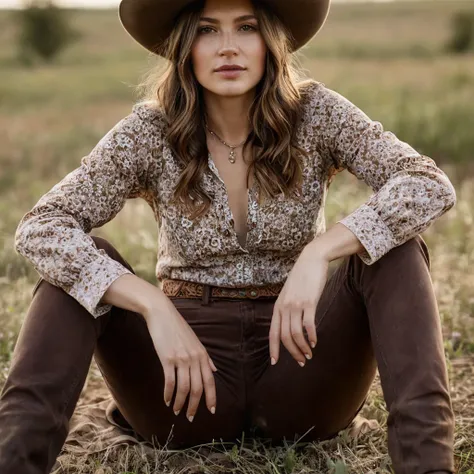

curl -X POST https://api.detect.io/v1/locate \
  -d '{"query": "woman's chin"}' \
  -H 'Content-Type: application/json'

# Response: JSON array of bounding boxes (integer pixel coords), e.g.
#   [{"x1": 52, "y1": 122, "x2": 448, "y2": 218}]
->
[{"x1": 206, "y1": 81, "x2": 255, "y2": 97}]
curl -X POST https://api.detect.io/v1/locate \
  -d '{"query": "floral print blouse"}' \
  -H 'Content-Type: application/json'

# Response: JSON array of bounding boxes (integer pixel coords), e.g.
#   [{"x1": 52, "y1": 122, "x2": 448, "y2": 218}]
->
[{"x1": 14, "y1": 80, "x2": 457, "y2": 318}]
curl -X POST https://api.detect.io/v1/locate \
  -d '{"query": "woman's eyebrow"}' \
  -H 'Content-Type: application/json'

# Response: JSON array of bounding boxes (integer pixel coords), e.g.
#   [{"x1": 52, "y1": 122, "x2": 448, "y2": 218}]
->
[{"x1": 199, "y1": 15, "x2": 257, "y2": 23}]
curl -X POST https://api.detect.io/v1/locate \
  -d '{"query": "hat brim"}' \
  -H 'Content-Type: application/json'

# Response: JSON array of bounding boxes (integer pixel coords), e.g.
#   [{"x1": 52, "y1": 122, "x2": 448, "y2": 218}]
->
[{"x1": 119, "y1": 0, "x2": 331, "y2": 56}]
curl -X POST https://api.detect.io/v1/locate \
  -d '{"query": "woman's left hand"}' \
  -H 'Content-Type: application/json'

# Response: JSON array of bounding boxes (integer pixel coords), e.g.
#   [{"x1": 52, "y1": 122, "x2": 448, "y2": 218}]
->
[{"x1": 269, "y1": 241, "x2": 330, "y2": 367}]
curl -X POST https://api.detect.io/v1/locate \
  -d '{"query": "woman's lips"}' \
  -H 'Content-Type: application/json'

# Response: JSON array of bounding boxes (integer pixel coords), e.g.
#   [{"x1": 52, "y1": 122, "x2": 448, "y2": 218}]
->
[{"x1": 216, "y1": 69, "x2": 245, "y2": 78}]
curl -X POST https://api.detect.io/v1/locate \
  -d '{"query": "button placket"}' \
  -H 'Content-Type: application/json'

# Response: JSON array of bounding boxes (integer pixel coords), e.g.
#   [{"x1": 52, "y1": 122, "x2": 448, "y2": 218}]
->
[
  {"x1": 207, "y1": 153, "x2": 261, "y2": 255},
  {"x1": 209, "y1": 161, "x2": 250, "y2": 254},
  {"x1": 245, "y1": 185, "x2": 260, "y2": 248}
]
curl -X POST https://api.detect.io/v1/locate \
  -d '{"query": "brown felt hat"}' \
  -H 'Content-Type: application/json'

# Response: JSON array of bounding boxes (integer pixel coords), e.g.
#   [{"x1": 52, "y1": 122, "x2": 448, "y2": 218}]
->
[{"x1": 119, "y1": 0, "x2": 331, "y2": 57}]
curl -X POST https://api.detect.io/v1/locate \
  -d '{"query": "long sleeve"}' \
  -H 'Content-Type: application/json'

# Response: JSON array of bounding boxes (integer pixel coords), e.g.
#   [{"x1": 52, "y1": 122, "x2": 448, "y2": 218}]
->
[
  {"x1": 14, "y1": 106, "x2": 159, "y2": 317},
  {"x1": 314, "y1": 83, "x2": 457, "y2": 265}
]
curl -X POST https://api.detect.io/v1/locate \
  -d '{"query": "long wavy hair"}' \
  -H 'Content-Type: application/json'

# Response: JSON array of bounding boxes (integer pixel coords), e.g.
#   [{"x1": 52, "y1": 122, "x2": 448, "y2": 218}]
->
[{"x1": 136, "y1": 0, "x2": 323, "y2": 220}]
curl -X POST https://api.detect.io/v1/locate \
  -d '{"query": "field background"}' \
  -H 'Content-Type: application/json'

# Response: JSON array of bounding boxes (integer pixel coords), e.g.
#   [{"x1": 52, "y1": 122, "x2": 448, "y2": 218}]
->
[{"x1": 1, "y1": 0, "x2": 473, "y2": 472}]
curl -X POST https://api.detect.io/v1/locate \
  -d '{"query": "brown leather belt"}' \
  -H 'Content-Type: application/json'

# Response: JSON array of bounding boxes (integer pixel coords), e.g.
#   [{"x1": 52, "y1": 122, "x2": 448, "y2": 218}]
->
[{"x1": 161, "y1": 279, "x2": 283, "y2": 305}]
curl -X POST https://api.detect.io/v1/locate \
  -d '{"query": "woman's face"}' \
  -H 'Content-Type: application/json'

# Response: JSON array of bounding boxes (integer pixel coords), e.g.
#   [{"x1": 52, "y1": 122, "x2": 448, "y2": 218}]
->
[{"x1": 191, "y1": 0, "x2": 267, "y2": 98}]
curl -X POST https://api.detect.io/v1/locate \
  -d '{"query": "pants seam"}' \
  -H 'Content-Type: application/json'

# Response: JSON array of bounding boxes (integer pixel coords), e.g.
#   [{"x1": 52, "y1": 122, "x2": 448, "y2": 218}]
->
[{"x1": 239, "y1": 302, "x2": 248, "y2": 410}]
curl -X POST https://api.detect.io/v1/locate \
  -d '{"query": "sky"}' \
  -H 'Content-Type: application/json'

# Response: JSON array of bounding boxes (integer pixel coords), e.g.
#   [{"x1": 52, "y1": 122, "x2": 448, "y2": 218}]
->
[
  {"x1": 0, "y1": 0, "x2": 118, "y2": 7},
  {"x1": 0, "y1": 0, "x2": 394, "y2": 8}
]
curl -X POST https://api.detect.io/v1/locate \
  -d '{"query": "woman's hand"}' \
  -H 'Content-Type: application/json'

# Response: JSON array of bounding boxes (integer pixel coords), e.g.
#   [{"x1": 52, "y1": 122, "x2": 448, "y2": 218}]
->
[
  {"x1": 269, "y1": 241, "x2": 330, "y2": 367},
  {"x1": 143, "y1": 298, "x2": 218, "y2": 422}
]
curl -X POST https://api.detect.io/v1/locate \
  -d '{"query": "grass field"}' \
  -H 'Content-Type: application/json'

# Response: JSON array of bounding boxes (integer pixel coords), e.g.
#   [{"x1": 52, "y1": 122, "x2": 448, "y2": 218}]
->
[{"x1": 1, "y1": 0, "x2": 473, "y2": 472}]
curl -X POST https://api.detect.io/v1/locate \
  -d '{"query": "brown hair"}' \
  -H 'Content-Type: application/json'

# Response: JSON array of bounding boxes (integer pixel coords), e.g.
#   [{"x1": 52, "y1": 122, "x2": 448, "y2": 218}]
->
[{"x1": 136, "y1": 0, "x2": 317, "y2": 220}]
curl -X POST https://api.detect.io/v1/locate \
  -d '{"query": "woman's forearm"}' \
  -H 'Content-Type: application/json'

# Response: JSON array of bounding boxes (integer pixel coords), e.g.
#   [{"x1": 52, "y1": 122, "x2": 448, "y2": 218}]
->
[
  {"x1": 99, "y1": 273, "x2": 169, "y2": 319},
  {"x1": 306, "y1": 222, "x2": 366, "y2": 262}
]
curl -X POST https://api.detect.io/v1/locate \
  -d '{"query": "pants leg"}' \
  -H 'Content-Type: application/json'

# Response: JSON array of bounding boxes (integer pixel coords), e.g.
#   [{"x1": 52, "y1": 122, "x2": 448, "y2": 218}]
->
[
  {"x1": 351, "y1": 235, "x2": 454, "y2": 474},
  {"x1": 247, "y1": 235, "x2": 454, "y2": 474},
  {"x1": 0, "y1": 236, "x2": 245, "y2": 474},
  {"x1": 0, "y1": 237, "x2": 115, "y2": 474}
]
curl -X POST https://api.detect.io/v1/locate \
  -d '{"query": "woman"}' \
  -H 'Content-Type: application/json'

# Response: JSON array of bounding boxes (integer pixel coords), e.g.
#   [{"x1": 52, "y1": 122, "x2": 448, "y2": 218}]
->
[{"x1": 0, "y1": 0, "x2": 456, "y2": 473}]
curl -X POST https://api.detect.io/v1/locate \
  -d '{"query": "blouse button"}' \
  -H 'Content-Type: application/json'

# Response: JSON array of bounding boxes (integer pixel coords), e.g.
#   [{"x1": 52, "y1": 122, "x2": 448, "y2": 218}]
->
[{"x1": 250, "y1": 290, "x2": 257, "y2": 297}]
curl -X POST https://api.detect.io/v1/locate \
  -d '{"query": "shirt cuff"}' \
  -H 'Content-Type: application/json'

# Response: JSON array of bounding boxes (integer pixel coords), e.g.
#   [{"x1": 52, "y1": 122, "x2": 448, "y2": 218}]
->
[
  {"x1": 337, "y1": 203, "x2": 396, "y2": 265},
  {"x1": 69, "y1": 253, "x2": 133, "y2": 318}
]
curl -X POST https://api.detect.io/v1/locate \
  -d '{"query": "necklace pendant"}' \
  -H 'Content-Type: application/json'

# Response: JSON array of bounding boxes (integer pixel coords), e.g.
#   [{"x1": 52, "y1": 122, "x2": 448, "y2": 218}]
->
[{"x1": 229, "y1": 149, "x2": 236, "y2": 164}]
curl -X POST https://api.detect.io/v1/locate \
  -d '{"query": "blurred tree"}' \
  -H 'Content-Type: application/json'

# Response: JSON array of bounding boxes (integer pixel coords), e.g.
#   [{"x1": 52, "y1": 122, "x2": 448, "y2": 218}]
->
[
  {"x1": 445, "y1": 11, "x2": 474, "y2": 54},
  {"x1": 16, "y1": 0, "x2": 79, "y2": 65}
]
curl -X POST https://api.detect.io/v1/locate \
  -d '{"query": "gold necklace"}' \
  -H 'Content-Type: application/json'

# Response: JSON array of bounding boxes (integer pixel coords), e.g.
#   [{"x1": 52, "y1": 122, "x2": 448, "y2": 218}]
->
[{"x1": 205, "y1": 121, "x2": 250, "y2": 164}]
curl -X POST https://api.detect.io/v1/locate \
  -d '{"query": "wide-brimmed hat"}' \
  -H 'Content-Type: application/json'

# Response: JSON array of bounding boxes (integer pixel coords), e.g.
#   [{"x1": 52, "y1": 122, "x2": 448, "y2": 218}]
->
[{"x1": 119, "y1": 0, "x2": 331, "y2": 57}]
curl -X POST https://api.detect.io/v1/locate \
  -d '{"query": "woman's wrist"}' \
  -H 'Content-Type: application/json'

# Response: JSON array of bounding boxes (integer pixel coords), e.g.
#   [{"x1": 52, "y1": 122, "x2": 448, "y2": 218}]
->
[
  {"x1": 303, "y1": 236, "x2": 332, "y2": 263},
  {"x1": 306, "y1": 223, "x2": 366, "y2": 263},
  {"x1": 101, "y1": 273, "x2": 169, "y2": 319},
  {"x1": 141, "y1": 296, "x2": 173, "y2": 321}
]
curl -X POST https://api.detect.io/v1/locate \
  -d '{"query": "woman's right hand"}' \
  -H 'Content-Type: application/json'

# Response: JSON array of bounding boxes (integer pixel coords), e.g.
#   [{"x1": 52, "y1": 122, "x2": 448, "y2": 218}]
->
[{"x1": 142, "y1": 298, "x2": 218, "y2": 422}]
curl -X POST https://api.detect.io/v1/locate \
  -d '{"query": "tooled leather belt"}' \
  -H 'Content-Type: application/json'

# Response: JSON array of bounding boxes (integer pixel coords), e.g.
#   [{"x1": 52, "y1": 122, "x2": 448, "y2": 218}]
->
[{"x1": 161, "y1": 279, "x2": 283, "y2": 305}]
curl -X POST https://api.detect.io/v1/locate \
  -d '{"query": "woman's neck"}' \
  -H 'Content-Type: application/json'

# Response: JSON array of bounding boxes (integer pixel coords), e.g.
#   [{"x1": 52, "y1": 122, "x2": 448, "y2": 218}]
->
[{"x1": 203, "y1": 90, "x2": 254, "y2": 145}]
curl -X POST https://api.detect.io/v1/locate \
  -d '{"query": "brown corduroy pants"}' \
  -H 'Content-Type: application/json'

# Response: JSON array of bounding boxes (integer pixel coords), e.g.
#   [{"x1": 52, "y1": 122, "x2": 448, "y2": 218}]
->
[{"x1": 0, "y1": 234, "x2": 454, "y2": 474}]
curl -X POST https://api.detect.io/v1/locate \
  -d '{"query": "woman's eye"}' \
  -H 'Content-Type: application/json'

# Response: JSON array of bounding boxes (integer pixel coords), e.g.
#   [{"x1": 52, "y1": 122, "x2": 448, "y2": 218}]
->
[{"x1": 198, "y1": 24, "x2": 257, "y2": 34}]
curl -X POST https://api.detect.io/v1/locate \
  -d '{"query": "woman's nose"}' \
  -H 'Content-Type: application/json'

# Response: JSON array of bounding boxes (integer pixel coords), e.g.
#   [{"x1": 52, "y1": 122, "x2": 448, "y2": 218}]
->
[{"x1": 218, "y1": 32, "x2": 239, "y2": 54}]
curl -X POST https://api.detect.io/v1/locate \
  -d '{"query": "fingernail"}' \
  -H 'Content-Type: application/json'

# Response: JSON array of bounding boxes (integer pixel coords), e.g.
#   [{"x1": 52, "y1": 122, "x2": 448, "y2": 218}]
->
[
  {"x1": 174, "y1": 410, "x2": 180, "y2": 416},
  {"x1": 165, "y1": 400, "x2": 170, "y2": 407},
  {"x1": 310, "y1": 341, "x2": 316, "y2": 348},
  {"x1": 211, "y1": 406, "x2": 216, "y2": 414},
  {"x1": 305, "y1": 353, "x2": 311, "y2": 360},
  {"x1": 188, "y1": 415, "x2": 194, "y2": 423},
  {"x1": 299, "y1": 361, "x2": 305, "y2": 367},
  {"x1": 271, "y1": 357, "x2": 276, "y2": 365}
]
